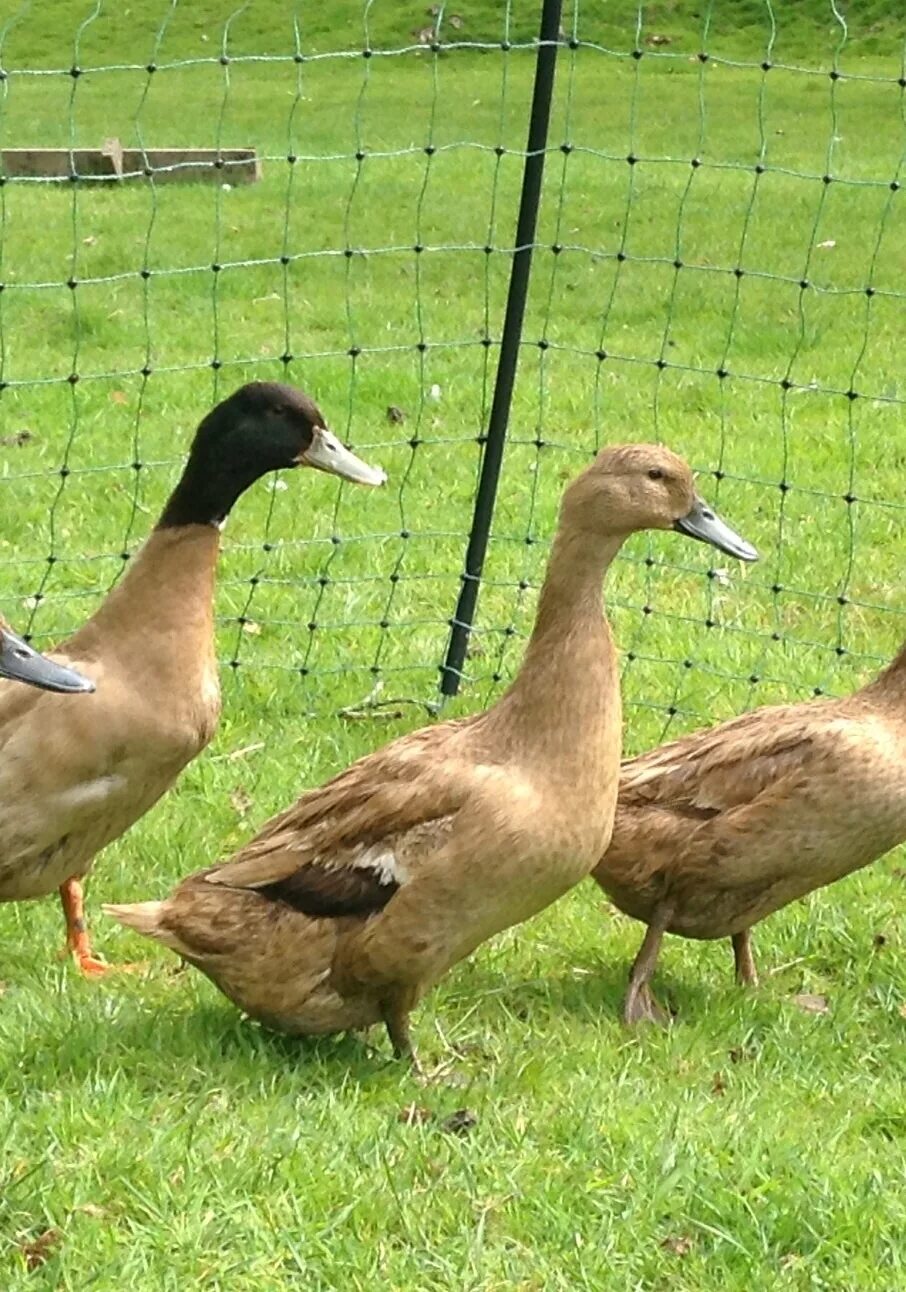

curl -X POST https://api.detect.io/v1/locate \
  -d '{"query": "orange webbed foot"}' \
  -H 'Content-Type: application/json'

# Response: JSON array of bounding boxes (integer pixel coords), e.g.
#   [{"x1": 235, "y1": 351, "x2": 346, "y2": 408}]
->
[
  {"x1": 59, "y1": 878, "x2": 146, "y2": 977},
  {"x1": 74, "y1": 953, "x2": 146, "y2": 977}
]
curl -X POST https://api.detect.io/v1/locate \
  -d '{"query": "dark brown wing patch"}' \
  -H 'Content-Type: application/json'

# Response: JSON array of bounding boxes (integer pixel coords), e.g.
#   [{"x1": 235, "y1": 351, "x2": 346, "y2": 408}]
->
[{"x1": 257, "y1": 862, "x2": 399, "y2": 919}]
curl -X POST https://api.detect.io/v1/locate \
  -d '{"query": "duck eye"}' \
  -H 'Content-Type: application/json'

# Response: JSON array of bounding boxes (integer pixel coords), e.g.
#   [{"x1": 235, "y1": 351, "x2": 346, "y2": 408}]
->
[{"x1": 647, "y1": 467, "x2": 664, "y2": 481}]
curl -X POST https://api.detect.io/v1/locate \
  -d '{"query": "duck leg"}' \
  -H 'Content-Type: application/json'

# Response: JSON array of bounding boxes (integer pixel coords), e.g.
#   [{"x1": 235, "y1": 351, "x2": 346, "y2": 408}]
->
[
  {"x1": 61, "y1": 877, "x2": 143, "y2": 976},
  {"x1": 623, "y1": 918, "x2": 671, "y2": 1026},
  {"x1": 60, "y1": 877, "x2": 110, "y2": 975},
  {"x1": 380, "y1": 985, "x2": 419, "y2": 1066},
  {"x1": 731, "y1": 930, "x2": 758, "y2": 987}
]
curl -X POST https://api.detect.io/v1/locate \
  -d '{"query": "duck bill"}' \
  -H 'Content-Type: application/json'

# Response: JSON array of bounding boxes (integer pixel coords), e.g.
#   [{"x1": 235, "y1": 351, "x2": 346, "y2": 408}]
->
[
  {"x1": 0, "y1": 627, "x2": 95, "y2": 693},
  {"x1": 295, "y1": 426, "x2": 386, "y2": 487},
  {"x1": 674, "y1": 496, "x2": 758, "y2": 562}
]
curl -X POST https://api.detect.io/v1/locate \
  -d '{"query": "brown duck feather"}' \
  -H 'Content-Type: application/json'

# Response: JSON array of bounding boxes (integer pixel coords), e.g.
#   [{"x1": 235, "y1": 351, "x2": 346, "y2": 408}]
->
[{"x1": 208, "y1": 719, "x2": 474, "y2": 892}]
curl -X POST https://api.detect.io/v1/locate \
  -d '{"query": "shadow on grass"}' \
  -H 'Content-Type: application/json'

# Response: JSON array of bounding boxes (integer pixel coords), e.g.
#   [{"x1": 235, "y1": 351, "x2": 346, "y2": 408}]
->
[
  {"x1": 6, "y1": 939, "x2": 803, "y2": 1102},
  {"x1": 445, "y1": 942, "x2": 800, "y2": 1039},
  {"x1": 6, "y1": 991, "x2": 407, "y2": 1096}
]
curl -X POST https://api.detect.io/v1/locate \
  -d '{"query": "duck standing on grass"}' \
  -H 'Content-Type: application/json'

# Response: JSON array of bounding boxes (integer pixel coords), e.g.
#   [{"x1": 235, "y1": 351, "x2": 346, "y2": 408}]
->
[
  {"x1": 107, "y1": 443, "x2": 756, "y2": 1063},
  {"x1": 594, "y1": 638, "x2": 906, "y2": 1024},
  {"x1": 0, "y1": 382, "x2": 385, "y2": 974}
]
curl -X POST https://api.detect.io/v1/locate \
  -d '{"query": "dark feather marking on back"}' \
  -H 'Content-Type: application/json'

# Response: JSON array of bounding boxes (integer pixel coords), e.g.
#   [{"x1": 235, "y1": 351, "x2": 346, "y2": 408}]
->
[
  {"x1": 658, "y1": 802, "x2": 720, "y2": 822},
  {"x1": 257, "y1": 862, "x2": 399, "y2": 919}
]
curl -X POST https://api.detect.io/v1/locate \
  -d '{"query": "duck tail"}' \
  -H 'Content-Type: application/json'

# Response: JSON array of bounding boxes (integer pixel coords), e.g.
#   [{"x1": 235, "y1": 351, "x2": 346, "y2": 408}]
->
[
  {"x1": 104, "y1": 900, "x2": 204, "y2": 960},
  {"x1": 102, "y1": 899, "x2": 164, "y2": 934},
  {"x1": 103, "y1": 899, "x2": 186, "y2": 949}
]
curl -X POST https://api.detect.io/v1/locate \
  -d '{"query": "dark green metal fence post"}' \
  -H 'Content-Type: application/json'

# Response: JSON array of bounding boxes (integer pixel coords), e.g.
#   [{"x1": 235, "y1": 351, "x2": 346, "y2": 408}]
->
[{"x1": 439, "y1": 0, "x2": 564, "y2": 697}]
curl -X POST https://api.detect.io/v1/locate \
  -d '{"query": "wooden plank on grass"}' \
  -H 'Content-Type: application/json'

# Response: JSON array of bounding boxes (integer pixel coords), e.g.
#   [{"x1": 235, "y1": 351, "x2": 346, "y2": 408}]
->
[{"x1": 0, "y1": 143, "x2": 261, "y2": 185}]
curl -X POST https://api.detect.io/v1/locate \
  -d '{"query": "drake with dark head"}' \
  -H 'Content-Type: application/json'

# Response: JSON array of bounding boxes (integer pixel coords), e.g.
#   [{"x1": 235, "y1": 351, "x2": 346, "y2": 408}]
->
[
  {"x1": 108, "y1": 442, "x2": 755, "y2": 1065},
  {"x1": 0, "y1": 381, "x2": 384, "y2": 974}
]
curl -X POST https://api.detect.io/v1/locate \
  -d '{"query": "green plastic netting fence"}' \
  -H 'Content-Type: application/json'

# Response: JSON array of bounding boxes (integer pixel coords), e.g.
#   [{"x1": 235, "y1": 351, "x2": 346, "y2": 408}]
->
[{"x1": 0, "y1": 1, "x2": 903, "y2": 758}]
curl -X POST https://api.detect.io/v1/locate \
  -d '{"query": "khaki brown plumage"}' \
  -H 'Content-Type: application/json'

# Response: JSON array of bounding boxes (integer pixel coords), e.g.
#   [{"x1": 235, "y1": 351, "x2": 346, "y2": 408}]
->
[
  {"x1": 593, "y1": 647, "x2": 906, "y2": 1023},
  {"x1": 107, "y1": 443, "x2": 756, "y2": 1061},
  {"x1": 0, "y1": 381, "x2": 384, "y2": 974}
]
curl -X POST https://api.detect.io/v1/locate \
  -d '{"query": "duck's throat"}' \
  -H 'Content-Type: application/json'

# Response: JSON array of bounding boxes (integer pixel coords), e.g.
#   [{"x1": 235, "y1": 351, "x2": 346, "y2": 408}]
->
[
  {"x1": 490, "y1": 528, "x2": 623, "y2": 774},
  {"x1": 158, "y1": 453, "x2": 272, "y2": 529},
  {"x1": 866, "y1": 635, "x2": 906, "y2": 701},
  {"x1": 64, "y1": 527, "x2": 220, "y2": 677}
]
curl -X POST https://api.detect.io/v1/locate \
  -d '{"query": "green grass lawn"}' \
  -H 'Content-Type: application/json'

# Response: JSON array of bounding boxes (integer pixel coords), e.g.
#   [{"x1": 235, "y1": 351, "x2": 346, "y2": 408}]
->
[{"x1": 1, "y1": 3, "x2": 906, "y2": 1287}]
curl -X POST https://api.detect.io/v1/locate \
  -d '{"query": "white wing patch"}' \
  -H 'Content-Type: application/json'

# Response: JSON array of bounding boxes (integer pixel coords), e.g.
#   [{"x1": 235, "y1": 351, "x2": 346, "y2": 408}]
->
[
  {"x1": 55, "y1": 774, "x2": 128, "y2": 813},
  {"x1": 346, "y1": 842, "x2": 407, "y2": 885},
  {"x1": 295, "y1": 813, "x2": 456, "y2": 890}
]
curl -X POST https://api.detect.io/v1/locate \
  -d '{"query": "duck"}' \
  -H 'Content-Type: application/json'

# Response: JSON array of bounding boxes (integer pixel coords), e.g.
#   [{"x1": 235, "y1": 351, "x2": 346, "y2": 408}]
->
[
  {"x1": 0, "y1": 615, "x2": 94, "y2": 693},
  {"x1": 106, "y1": 443, "x2": 757, "y2": 1062},
  {"x1": 592, "y1": 640, "x2": 906, "y2": 1024},
  {"x1": 0, "y1": 381, "x2": 385, "y2": 975}
]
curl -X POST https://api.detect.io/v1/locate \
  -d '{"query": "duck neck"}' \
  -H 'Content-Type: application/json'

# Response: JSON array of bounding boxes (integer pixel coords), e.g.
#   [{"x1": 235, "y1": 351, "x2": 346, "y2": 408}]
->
[
  {"x1": 62, "y1": 424, "x2": 278, "y2": 675},
  {"x1": 158, "y1": 446, "x2": 268, "y2": 529},
  {"x1": 864, "y1": 636, "x2": 906, "y2": 702},
  {"x1": 65, "y1": 525, "x2": 220, "y2": 681},
  {"x1": 488, "y1": 526, "x2": 624, "y2": 778}
]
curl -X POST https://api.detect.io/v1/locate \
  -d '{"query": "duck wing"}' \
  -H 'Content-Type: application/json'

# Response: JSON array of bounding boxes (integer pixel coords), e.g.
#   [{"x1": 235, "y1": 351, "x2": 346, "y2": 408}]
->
[
  {"x1": 617, "y1": 700, "x2": 841, "y2": 820},
  {"x1": 204, "y1": 719, "x2": 474, "y2": 919}
]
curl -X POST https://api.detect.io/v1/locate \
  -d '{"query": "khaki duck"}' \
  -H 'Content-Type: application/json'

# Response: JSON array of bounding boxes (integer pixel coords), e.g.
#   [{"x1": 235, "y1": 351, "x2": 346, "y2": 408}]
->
[
  {"x1": 107, "y1": 443, "x2": 756, "y2": 1062},
  {"x1": 593, "y1": 642, "x2": 906, "y2": 1024},
  {"x1": 0, "y1": 616, "x2": 93, "y2": 693},
  {"x1": 0, "y1": 381, "x2": 384, "y2": 975}
]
